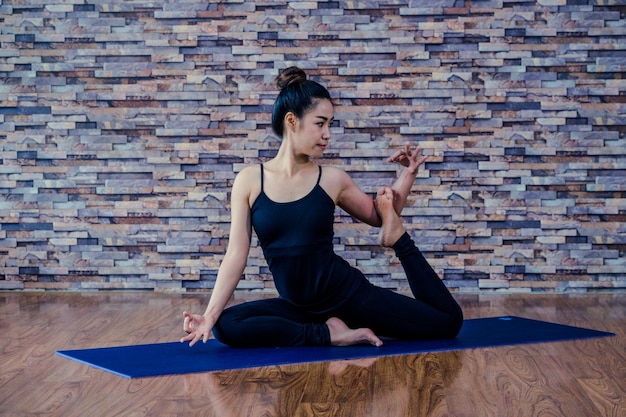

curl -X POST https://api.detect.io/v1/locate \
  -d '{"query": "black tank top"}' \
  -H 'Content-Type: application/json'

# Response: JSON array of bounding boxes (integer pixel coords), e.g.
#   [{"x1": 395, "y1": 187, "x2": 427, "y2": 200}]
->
[
  {"x1": 251, "y1": 165, "x2": 334, "y2": 257},
  {"x1": 250, "y1": 164, "x2": 365, "y2": 312}
]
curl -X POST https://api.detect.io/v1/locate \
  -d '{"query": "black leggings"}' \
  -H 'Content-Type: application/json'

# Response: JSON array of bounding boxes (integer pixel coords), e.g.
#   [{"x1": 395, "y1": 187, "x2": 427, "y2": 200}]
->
[{"x1": 213, "y1": 232, "x2": 463, "y2": 347}]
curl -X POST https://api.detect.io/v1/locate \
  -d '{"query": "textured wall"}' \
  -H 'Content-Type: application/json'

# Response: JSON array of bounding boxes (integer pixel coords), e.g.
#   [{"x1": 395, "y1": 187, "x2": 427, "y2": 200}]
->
[{"x1": 1, "y1": 0, "x2": 625, "y2": 293}]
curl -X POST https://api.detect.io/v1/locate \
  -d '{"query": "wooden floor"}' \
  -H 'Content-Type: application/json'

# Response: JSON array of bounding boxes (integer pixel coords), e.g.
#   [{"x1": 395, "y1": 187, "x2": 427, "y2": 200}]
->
[{"x1": 1, "y1": 291, "x2": 624, "y2": 417}]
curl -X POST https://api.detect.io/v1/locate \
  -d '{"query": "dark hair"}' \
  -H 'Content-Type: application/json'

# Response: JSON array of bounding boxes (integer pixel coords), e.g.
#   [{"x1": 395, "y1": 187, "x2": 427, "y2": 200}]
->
[{"x1": 271, "y1": 67, "x2": 332, "y2": 138}]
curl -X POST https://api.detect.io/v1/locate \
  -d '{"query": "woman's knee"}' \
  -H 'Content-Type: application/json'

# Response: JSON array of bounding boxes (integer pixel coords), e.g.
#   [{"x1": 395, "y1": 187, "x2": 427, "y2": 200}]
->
[
  {"x1": 444, "y1": 305, "x2": 464, "y2": 338},
  {"x1": 212, "y1": 309, "x2": 241, "y2": 346}
]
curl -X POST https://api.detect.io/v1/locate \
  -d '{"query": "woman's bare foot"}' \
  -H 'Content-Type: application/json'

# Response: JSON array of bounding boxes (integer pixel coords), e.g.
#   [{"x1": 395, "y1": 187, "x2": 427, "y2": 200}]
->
[
  {"x1": 326, "y1": 317, "x2": 383, "y2": 347},
  {"x1": 375, "y1": 187, "x2": 406, "y2": 247}
]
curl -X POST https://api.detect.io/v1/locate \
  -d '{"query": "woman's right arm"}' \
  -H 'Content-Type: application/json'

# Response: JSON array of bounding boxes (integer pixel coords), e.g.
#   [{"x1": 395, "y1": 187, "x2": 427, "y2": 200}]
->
[{"x1": 181, "y1": 167, "x2": 254, "y2": 347}]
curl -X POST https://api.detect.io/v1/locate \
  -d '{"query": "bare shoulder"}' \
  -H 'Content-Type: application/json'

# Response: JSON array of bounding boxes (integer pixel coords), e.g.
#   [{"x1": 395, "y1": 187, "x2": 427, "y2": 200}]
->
[
  {"x1": 233, "y1": 165, "x2": 262, "y2": 205},
  {"x1": 320, "y1": 165, "x2": 355, "y2": 202},
  {"x1": 321, "y1": 164, "x2": 378, "y2": 225},
  {"x1": 235, "y1": 165, "x2": 261, "y2": 182},
  {"x1": 321, "y1": 165, "x2": 351, "y2": 183}
]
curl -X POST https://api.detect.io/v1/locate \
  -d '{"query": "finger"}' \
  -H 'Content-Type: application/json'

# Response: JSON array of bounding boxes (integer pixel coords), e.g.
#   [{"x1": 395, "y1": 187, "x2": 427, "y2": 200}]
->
[
  {"x1": 180, "y1": 332, "x2": 194, "y2": 343},
  {"x1": 183, "y1": 315, "x2": 190, "y2": 332},
  {"x1": 405, "y1": 142, "x2": 412, "y2": 156},
  {"x1": 188, "y1": 333, "x2": 202, "y2": 347},
  {"x1": 387, "y1": 149, "x2": 403, "y2": 162},
  {"x1": 389, "y1": 154, "x2": 407, "y2": 164},
  {"x1": 181, "y1": 331, "x2": 201, "y2": 347}
]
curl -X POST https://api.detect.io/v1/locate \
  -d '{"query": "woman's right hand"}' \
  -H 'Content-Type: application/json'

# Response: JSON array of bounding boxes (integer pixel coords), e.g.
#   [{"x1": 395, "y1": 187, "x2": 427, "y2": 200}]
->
[{"x1": 180, "y1": 311, "x2": 214, "y2": 347}]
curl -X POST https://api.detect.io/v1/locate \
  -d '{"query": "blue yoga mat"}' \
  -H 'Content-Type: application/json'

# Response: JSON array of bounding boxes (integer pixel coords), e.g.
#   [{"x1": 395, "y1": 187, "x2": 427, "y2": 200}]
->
[{"x1": 56, "y1": 316, "x2": 614, "y2": 379}]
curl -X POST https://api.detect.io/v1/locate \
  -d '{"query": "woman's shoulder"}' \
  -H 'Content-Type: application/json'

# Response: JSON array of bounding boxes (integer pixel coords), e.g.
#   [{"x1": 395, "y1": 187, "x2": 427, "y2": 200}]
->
[
  {"x1": 320, "y1": 164, "x2": 347, "y2": 177},
  {"x1": 232, "y1": 165, "x2": 262, "y2": 205},
  {"x1": 318, "y1": 164, "x2": 355, "y2": 203},
  {"x1": 232, "y1": 165, "x2": 261, "y2": 193},
  {"x1": 320, "y1": 164, "x2": 351, "y2": 184},
  {"x1": 236, "y1": 164, "x2": 261, "y2": 179}
]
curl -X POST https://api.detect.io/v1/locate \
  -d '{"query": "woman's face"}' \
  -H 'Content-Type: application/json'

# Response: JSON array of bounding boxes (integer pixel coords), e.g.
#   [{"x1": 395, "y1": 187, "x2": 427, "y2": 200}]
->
[{"x1": 293, "y1": 99, "x2": 334, "y2": 158}]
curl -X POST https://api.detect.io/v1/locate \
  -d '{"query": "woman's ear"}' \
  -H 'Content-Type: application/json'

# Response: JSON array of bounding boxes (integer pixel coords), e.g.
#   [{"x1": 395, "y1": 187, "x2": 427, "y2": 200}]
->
[{"x1": 284, "y1": 112, "x2": 297, "y2": 132}]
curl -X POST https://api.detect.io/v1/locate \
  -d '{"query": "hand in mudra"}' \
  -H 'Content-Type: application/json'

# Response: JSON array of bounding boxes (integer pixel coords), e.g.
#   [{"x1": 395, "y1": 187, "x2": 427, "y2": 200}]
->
[
  {"x1": 387, "y1": 142, "x2": 429, "y2": 174},
  {"x1": 180, "y1": 311, "x2": 213, "y2": 347}
]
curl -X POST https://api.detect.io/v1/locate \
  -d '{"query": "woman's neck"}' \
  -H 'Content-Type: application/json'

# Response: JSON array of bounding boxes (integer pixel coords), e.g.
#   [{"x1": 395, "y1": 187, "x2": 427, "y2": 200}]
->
[{"x1": 270, "y1": 139, "x2": 312, "y2": 176}]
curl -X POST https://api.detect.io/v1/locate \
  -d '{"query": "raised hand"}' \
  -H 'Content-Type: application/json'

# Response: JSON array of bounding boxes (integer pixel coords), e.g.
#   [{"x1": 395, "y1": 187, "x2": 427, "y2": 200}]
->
[
  {"x1": 181, "y1": 311, "x2": 214, "y2": 347},
  {"x1": 387, "y1": 142, "x2": 429, "y2": 175}
]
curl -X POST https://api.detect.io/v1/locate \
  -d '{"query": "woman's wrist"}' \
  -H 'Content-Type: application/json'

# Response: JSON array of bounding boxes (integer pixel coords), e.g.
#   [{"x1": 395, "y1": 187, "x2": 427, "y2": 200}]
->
[
  {"x1": 202, "y1": 309, "x2": 219, "y2": 323},
  {"x1": 405, "y1": 165, "x2": 419, "y2": 176}
]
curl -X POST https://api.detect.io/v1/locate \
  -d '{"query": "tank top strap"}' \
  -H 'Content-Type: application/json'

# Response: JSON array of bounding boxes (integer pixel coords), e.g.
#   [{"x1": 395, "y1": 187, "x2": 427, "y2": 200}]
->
[
  {"x1": 260, "y1": 163, "x2": 265, "y2": 192},
  {"x1": 259, "y1": 164, "x2": 320, "y2": 192}
]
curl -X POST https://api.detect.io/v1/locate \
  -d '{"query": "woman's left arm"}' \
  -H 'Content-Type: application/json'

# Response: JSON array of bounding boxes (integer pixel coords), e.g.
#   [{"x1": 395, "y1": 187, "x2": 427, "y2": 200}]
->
[{"x1": 333, "y1": 143, "x2": 428, "y2": 227}]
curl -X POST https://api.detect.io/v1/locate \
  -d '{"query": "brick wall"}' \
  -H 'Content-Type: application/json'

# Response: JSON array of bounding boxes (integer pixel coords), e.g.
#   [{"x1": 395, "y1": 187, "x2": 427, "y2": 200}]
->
[{"x1": 1, "y1": 0, "x2": 624, "y2": 293}]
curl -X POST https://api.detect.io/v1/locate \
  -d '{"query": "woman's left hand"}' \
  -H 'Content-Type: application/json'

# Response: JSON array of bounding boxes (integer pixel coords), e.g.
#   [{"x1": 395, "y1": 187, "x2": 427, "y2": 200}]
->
[{"x1": 387, "y1": 142, "x2": 429, "y2": 174}]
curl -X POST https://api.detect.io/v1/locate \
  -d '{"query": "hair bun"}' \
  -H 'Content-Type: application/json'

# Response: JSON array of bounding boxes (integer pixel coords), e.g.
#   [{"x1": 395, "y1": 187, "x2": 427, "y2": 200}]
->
[{"x1": 276, "y1": 66, "x2": 307, "y2": 90}]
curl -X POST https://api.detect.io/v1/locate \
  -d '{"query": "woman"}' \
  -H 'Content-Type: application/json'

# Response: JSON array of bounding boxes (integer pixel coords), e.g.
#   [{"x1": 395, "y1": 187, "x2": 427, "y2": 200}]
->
[{"x1": 181, "y1": 67, "x2": 463, "y2": 348}]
